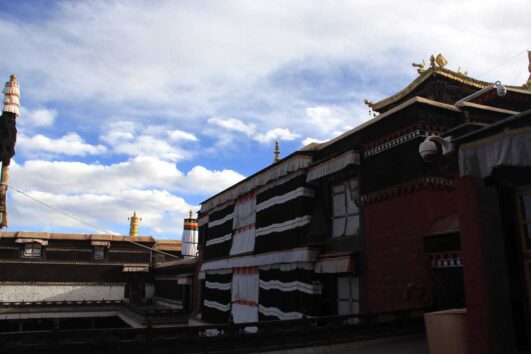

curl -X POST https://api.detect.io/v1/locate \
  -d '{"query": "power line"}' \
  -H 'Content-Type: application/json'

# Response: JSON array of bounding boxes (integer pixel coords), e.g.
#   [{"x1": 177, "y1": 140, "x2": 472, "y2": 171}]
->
[
  {"x1": 5, "y1": 183, "x2": 182, "y2": 259},
  {"x1": 477, "y1": 49, "x2": 529, "y2": 79}
]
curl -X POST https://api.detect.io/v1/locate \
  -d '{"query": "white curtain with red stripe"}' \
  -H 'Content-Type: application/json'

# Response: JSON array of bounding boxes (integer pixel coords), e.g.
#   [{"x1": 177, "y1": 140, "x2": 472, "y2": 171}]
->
[
  {"x1": 230, "y1": 193, "x2": 256, "y2": 255},
  {"x1": 231, "y1": 267, "x2": 259, "y2": 324}
]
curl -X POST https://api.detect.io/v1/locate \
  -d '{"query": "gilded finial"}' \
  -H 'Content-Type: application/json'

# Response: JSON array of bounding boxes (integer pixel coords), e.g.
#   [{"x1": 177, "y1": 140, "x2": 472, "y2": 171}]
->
[
  {"x1": 429, "y1": 54, "x2": 448, "y2": 69},
  {"x1": 9, "y1": 74, "x2": 16, "y2": 82},
  {"x1": 457, "y1": 67, "x2": 468, "y2": 76},
  {"x1": 435, "y1": 53, "x2": 448, "y2": 68},
  {"x1": 274, "y1": 140, "x2": 280, "y2": 162},
  {"x1": 189, "y1": 210, "x2": 193, "y2": 219},
  {"x1": 128, "y1": 211, "x2": 141, "y2": 237},
  {"x1": 430, "y1": 55, "x2": 436, "y2": 68},
  {"x1": 412, "y1": 60, "x2": 426, "y2": 74}
]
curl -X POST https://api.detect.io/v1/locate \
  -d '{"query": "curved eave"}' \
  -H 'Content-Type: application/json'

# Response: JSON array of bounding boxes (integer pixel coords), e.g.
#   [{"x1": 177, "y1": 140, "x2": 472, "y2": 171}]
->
[{"x1": 372, "y1": 68, "x2": 491, "y2": 112}]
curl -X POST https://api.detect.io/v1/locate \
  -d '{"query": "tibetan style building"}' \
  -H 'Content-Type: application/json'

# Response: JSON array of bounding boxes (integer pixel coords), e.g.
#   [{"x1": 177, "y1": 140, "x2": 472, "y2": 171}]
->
[
  {"x1": 0, "y1": 211, "x2": 190, "y2": 331},
  {"x1": 196, "y1": 54, "x2": 531, "y2": 353}
]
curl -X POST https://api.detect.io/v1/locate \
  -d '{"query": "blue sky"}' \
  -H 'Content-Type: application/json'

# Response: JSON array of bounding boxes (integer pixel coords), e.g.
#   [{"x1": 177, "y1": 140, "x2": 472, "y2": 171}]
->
[{"x1": 0, "y1": 0, "x2": 529, "y2": 239}]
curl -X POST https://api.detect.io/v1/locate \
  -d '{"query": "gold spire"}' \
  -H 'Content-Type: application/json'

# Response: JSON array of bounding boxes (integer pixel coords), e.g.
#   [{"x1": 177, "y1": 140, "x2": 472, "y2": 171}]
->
[
  {"x1": 128, "y1": 211, "x2": 141, "y2": 237},
  {"x1": 189, "y1": 210, "x2": 193, "y2": 219},
  {"x1": 274, "y1": 140, "x2": 280, "y2": 162}
]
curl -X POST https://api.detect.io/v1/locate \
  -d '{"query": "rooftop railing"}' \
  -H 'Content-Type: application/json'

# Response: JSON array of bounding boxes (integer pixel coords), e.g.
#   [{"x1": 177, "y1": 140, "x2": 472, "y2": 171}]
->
[{"x1": 0, "y1": 307, "x2": 426, "y2": 353}]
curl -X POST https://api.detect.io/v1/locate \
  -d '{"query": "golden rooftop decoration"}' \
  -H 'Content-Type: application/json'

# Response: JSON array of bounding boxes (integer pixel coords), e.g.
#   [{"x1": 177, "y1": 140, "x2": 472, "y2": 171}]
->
[
  {"x1": 412, "y1": 61, "x2": 426, "y2": 74},
  {"x1": 189, "y1": 210, "x2": 193, "y2": 219},
  {"x1": 430, "y1": 53, "x2": 448, "y2": 68},
  {"x1": 128, "y1": 211, "x2": 141, "y2": 237},
  {"x1": 457, "y1": 67, "x2": 468, "y2": 76},
  {"x1": 274, "y1": 140, "x2": 280, "y2": 162}
]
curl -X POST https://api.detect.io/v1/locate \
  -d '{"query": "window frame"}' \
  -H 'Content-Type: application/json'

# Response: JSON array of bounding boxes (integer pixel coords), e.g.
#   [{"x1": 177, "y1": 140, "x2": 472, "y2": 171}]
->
[
  {"x1": 93, "y1": 245, "x2": 106, "y2": 260},
  {"x1": 22, "y1": 242, "x2": 43, "y2": 259},
  {"x1": 330, "y1": 178, "x2": 360, "y2": 238}
]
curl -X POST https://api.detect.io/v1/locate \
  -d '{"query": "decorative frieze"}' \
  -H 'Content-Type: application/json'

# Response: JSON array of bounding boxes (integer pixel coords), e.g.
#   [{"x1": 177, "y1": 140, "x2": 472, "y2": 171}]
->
[
  {"x1": 361, "y1": 177, "x2": 454, "y2": 205},
  {"x1": 363, "y1": 124, "x2": 447, "y2": 158}
]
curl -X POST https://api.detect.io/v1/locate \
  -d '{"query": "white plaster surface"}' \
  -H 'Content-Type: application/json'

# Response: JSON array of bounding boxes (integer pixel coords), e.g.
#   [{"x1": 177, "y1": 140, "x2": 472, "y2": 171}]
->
[{"x1": 0, "y1": 284, "x2": 126, "y2": 302}]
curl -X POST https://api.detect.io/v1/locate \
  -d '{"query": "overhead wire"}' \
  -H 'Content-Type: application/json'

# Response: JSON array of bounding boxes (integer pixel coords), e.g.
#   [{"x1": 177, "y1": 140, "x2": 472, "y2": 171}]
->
[
  {"x1": 477, "y1": 48, "x2": 529, "y2": 79},
  {"x1": 4, "y1": 183, "x2": 182, "y2": 259}
]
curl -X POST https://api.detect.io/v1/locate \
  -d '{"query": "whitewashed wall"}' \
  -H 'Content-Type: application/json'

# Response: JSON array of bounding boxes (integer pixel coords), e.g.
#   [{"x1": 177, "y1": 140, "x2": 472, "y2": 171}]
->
[{"x1": 0, "y1": 284, "x2": 126, "y2": 302}]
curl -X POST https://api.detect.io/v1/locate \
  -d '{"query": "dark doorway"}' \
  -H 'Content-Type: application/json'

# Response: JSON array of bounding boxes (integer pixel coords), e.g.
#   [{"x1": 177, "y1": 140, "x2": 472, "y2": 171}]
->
[{"x1": 125, "y1": 274, "x2": 145, "y2": 304}]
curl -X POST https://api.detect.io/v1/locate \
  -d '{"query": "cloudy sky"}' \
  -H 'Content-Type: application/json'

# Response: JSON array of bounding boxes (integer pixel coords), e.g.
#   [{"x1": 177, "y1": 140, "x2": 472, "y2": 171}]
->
[{"x1": 0, "y1": 0, "x2": 529, "y2": 239}]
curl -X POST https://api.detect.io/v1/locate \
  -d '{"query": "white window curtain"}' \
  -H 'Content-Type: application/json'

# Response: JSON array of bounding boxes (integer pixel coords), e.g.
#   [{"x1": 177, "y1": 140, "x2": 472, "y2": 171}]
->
[
  {"x1": 230, "y1": 193, "x2": 256, "y2": 255},
  {"x1": 231, "y1": 267, "x2": 259, "y2": 325},
  {"x1": 332, "y1": 179, "x2": 360, "y2": 238}
]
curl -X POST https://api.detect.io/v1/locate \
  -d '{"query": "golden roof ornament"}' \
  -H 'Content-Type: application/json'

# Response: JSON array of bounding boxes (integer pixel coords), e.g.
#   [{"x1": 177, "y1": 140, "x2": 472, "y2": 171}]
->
[
  {"x1": 274, "y1": 140, "x2": 280, "y2": 162},
  {"x1": 189, "y1": 210, "x2": 193, "y2": 219},
  {"x1": 457, "y1": 67, "x2": 468, "y2": 76},
  {"x1": 128, "y1": 211, "x2": 141, "y2": 237},
  {"x1": 412, "y1": 60, "x2": 426, "y2": 74},
  {"x1": 430, "y1": 53, "x2": 448, "y2": 69}
]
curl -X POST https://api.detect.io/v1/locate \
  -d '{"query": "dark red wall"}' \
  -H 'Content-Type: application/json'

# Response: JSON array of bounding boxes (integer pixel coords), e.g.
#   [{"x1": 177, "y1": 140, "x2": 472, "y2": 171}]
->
[{"x1": 364, "y1": 187, "x2": 457, "y2": 311}]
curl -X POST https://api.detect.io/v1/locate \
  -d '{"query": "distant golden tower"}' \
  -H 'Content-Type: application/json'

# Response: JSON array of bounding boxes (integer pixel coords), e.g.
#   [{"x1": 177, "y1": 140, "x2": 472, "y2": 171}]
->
[
  {"x1": 128, "y1": 211, "x2": 141, "y2": 237},
  {"x1": 274, "y1": 140, "x2": 280, "y2": 162}
]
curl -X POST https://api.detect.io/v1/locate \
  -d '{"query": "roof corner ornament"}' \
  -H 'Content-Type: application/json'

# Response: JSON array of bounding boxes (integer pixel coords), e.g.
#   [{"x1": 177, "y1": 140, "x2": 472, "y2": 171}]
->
[
  {"x1": 363, "y1": 99, "x2": 374, "y2": 108},
  {"x1": 430, "y1": 53, "x2": 448, "y2": 69},
  {"x1": 364, "y1": 99, "x2": 377, "y2": 117},
  {"x1": 412, "y1": 60, "x2": 426, "y2": 74},
  {"x1": 524, "y1": 50, "x2": 531, "y2": 90},
  {"x1": 273, "y1": 140, "x2": 280, "y2": 162}
]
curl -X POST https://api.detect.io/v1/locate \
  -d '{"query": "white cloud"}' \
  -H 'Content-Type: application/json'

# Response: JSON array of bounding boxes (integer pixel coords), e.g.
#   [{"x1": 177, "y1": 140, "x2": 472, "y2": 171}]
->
[
  {"x1": 306, "y1": 106, "x2": 348, "y2": 134},
  {"x1": 7, "y1": 157, "x2": 245, "y2": 238},
  {"x1": 208, "y1": 117, "x2": 299, "y2": 144},
  {"x1": 21, "y1": 107, "x2": 57, "y2": 127},
  {"x1": 302, "y1": 137, "x2": 328, "y2": 146},
  {"x1": 184, "y1": 166, "x2": 245, "y2": 194},
  {"x1": 10, "y1": 157, "x2": 244, "y2": 196},
  {"x1": 254, "y1": 128, "x2": 300, "y2": 143},
  {"x1": 9, "y1": 188, "x2": 194, "y2": 238},
  {"x1": 168, "y1": 130, "x2": 198, "y2": 142},
  {"x1": 1, "y1": 0, "x2": 527, "y2": 140},
  {"x1": 17, "y1": 133, "x2": 107, "y2": 157},
  {"x1": 208, "y1": 117, "x2": 256, "y2": 136},
  {"x1": 101, "y1": 121, "x2": 194, "y2": 161}
]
